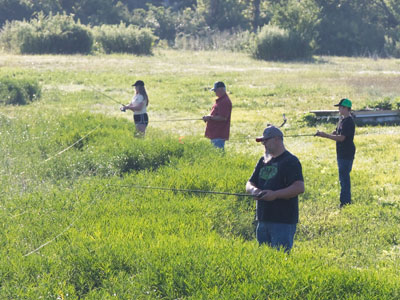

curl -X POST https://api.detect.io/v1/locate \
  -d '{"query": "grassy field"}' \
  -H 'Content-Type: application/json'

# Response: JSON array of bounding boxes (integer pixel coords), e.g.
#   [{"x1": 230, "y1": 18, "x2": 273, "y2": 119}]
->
[{"x1": 1, "y1": 50, "x2": 400, "y2": 299}]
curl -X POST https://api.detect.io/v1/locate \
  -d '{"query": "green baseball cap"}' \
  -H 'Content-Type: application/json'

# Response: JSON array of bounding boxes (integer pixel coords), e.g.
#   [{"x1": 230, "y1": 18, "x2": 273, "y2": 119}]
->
[{"x1": 334, "y1": 98, "x2": 352, "y2": 108}]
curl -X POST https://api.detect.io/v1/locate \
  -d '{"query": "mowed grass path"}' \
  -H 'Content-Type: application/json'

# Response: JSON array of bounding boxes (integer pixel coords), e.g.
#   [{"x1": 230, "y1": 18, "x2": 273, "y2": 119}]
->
[{"x1": 1, "y1": 51, "x2": 400, "y2": 299}]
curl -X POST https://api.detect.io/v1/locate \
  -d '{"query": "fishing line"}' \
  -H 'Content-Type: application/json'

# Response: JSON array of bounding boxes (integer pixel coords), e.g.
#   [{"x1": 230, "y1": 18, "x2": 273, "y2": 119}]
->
[
  {"x1": 24, "y1": 184, "x2": 108, "y2": 257},
  {"x1": 42, "y1": 125, "x2": 100, "y2": 163},
  {"x1": 3, "y1": 123, "x2": 101, "y2": 217},
  {"x1": 18, "y1": 124, "x2": 100, "y2": 176}
]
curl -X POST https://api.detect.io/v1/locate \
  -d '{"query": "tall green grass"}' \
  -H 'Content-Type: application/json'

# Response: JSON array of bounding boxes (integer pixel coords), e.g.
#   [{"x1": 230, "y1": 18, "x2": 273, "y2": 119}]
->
[{"x1": 1, "y1": 51, "x2": 400, "y2": 299}]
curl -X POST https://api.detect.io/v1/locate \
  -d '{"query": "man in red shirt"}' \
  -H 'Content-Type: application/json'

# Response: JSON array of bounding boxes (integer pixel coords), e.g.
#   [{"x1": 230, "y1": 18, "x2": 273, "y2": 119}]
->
[{"x1": 202, "y1": 81, "x2": 232, "y2": 150}]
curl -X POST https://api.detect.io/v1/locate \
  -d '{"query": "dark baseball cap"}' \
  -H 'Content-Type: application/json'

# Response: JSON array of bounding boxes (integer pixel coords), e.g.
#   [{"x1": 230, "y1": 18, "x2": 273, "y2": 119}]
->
[
  {"x1": 210, "y1": 81, "x2": 225, "y2": 91},
  {"x1": 334, "y1": 98, "x2": 352, "y2": 108},
  {"x1": 255, "y1": 126, "x2": 283, "y2": 142},
  {"x1": 132, "y1": 80, "x2": 145, "y2": 87}
]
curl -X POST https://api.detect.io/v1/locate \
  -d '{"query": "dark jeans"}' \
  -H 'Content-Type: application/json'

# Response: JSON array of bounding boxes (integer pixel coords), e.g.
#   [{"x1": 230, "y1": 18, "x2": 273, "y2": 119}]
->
[
  {"x1": 210, "y1": 138, "x2": 225, "y2": 149},
  {"x1": 337, "y1": 158, "x2": 353, "y2": 207},
  {"x1": 256, "y1": 221, "x2": 297, "y2": 252}
]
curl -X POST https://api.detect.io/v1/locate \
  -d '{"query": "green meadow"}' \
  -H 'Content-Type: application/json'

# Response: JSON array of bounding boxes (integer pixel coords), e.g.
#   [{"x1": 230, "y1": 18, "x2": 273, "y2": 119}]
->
[{"x1": 1, "y1": 50, "x2": 400, "y2": 299}]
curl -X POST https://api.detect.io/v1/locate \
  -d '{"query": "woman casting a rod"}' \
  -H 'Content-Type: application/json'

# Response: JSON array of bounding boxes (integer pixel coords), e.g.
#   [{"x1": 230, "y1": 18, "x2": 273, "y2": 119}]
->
[{"x1": 121, "y1": 80, "x2": 149, "y2": 137}]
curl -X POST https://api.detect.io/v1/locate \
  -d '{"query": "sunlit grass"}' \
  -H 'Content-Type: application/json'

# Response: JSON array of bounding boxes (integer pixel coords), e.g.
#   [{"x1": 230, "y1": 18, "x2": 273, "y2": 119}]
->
[{"x1": 1, "y1": 51, "x2": 400, "y2": 298}]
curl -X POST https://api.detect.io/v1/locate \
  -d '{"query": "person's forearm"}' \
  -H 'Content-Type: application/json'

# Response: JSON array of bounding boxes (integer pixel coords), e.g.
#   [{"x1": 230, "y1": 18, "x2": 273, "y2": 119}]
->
[
  {"x1": 125, "y1": 102, "x2": 144, "y2": 111},
  {"x1": 316, "y1": 131, "x2": 345, "y2": 142},
  {"x1": 257, "y1": 181, "x2": 304, "y2": 202},
  {"x1": 210, "y1": 115, "x2": 227, "y2": 121},
  {"x1": 324, "y1": 134, "x2": 345, "y2": 142},
  {"x1": 246, "y1": 181, "x2": 261, "y2": 195},
  {"x1": 272, "y1": 181, "x2": 304, "y2": 199}
]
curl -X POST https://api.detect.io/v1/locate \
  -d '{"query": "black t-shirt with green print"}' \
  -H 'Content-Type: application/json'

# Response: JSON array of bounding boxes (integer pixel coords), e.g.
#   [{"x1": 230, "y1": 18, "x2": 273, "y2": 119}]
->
[
  {"x1": 336, "y1": 116, "x2": 356, "y2": 160},
  {"x1": 249, "y1": 151, "x2": 303, "y2": 224}
]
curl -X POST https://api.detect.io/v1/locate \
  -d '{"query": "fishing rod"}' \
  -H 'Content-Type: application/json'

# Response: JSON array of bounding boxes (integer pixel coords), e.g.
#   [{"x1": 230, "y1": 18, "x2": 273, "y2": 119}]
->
[
  {"x1": 151, "y1": 118, "x2": 203, "y2": 122},
  {"x1": 90, "y1": 86, "x2": 125, "y2": 106},
  {"x1": 229, "y1": 133, "x2": 315, "y2": 142},
  {"x1": 90, "y1": 86, "x2": 202, "y2": 120},
  {"x1": 268, "y1": 114, "x2": 317, "y2": 138},
  {"x1": 267, "y1": 113, "x2": 287, "y2": 128},
  {"x1": 285, "y1": 133, "x2": 316, "y2": 138},
  {"x1": 118, "y1": 184, "x2": 254, "y2": 197},
  {"x1": 279, "y1": 113, "x2": 287, "y2": 128},
  {"x1": 23, "y1": 184, "x2": 254, "y2": 257}
]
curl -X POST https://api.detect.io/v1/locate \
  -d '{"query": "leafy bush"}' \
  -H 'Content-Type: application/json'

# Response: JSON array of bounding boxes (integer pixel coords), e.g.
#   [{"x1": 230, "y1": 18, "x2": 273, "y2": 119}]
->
[
  {"x1": 23, "y1": 113, "x2": 187, "y2": 181},
  {"x1": 252, "y1": 25, "x2": 312, "y2": 61},
  {"x1": 384, "y1": 31, "x2": 400, "y2": 58},
  {"x1": 270, "y1": 0, "x2": 320, "y2": 49},
  {"x1": 301, "y1": 112, "x2": 318, "y2": 126},
  {"x1": 93, "y1": 23, "x2": 155, "y2": 55},
  {"x1": 0, "y1": 13, "x2": 93, "y2": 54},
  {"x1": 0, "y1": 77, "x2": 41, "y2": 105},
  {"x1": 365, "y1": 97, "x2": 393, "y2": 110}
]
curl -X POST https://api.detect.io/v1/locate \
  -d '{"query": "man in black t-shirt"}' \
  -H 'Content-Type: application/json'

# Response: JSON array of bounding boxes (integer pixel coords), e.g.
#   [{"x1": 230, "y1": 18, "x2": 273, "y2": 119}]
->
[
  {"x1": 246, "y1": 126, "x2": 304, "y2": 252},
  {"x1": 316, "y1": 98, "x2": 356, "y2": 207}
]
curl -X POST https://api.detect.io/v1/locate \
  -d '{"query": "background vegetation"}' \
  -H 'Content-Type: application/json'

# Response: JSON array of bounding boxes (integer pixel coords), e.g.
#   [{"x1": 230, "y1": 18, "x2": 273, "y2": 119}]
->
[
  {"x1": 1, "y1": 51, "x2": 400, "y2": 298},
  {"x1": 0, "y1": 76, "x2": 41, "y2": 105},
  {"x1": 1, "y1": 0, "x2": 400, "y2": 58}
]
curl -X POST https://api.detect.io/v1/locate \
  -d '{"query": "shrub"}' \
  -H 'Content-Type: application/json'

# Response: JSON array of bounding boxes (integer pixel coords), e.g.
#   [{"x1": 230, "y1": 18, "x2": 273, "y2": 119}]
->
[
  {"x1": 251, "y1": 25, "x2": 312, "y2": 61},
  {"x1": 0, "y1": 13, "x2": 93, "y2": 54},
  {"x1": 300, "y1": 112, "x2": 317, "y2": 127},
  {"x1": 384, "y1": 33, "x2": 400, "y2": 58},
  {"x1": 0, "y1": 77, "x2": 41, "y2": 105},
  {"x1": 93, "y1": 23, "x2": 155, "y2": 55},
  {"x1": 365, "y1": 98, "x2": 393, "y2": 110}
]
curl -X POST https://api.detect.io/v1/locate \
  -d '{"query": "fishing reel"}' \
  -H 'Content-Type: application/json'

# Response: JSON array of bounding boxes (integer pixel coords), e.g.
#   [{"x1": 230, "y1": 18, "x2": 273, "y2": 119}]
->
[{"x1": 120, "y1": 106, "x2": 126, "y2": 112}]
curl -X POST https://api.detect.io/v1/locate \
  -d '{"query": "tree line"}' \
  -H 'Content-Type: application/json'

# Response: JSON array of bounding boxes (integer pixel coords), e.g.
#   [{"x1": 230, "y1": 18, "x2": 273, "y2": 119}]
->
[{"x1": 1, "y1": 0, "x2": 400, "y2": 57}]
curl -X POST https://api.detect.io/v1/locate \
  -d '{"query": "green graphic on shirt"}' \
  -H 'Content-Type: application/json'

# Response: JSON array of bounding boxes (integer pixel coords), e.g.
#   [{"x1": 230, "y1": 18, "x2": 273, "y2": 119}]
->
[{"x1": 259, "y1": 165, "x2": 278, "y2": 181}]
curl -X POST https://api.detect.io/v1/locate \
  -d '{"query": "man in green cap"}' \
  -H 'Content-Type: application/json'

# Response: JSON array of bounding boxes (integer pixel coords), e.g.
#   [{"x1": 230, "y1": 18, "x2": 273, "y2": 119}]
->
[{"x1": 315, "y1": 98, "x2": 356, "y2": 208}]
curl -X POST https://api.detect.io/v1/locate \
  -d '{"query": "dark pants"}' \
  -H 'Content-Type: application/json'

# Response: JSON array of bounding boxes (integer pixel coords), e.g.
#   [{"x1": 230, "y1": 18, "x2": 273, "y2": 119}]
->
[
  {"x1": 256, "y1": 221, "x2": 297, "y2": 252},
  {"x1": 210, "y1": 138, "x2": 225, "y2": 149},
  {"x1": 133, "y1": 113, "x2": 149, "y2": 125},
  {"x1": 337, "y1": 159, "x2": 353, "y2": 207}
]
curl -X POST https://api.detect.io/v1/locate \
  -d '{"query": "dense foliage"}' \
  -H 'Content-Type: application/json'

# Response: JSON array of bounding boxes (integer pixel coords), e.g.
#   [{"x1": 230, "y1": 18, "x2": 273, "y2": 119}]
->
[
  {"x1": 252, "y1": 25, "x2": 312, "y2": 60},
  {"x1": 93, "y1": 23, "x2": 155, "y2": 54},
  {"x1": 0, "y1": 0, "x2": 400, "y2": 57},
  {"x1": 0, "y1": 14, "x2": 155, "y2": 55},
  {"x1": 0, "y1": 76, "x2": 41, "y2": 105},
  {"x1": 0, "y1": 13, "x2": 93, "y2": 54}
]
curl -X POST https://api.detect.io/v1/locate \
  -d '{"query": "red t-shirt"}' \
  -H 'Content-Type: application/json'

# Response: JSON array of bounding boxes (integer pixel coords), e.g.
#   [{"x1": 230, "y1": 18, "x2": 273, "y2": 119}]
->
[{"x1": 205, "y1": 93, "x2": 232, "y2": 140}]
